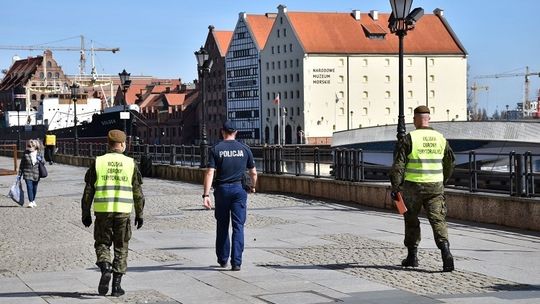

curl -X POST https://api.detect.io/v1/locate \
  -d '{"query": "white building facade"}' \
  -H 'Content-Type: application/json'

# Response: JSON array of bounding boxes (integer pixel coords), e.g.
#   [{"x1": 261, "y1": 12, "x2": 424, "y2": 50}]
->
[{"x1": 260, "y1": 5, "x2": 468, "y2": 145}]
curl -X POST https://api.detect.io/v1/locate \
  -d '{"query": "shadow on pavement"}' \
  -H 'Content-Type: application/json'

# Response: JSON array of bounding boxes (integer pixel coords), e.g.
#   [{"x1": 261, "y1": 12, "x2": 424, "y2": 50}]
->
[
  {"x1": 260, "y1": 262, "x2": 441, "y2": 274},
  {"x1": 127, "y1": 263, "x2": 227, "y2": 272},
  {"x1": 0, "y1": 291, "x2": 97, "y2": 299}
]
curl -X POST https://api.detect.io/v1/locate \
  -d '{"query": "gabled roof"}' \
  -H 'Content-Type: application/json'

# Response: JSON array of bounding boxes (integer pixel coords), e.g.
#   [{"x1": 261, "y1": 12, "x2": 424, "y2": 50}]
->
[
  {"x1": 245, "y1": 14, "x2": 276, "y2": 50},
  {"x1": 286, "y1": 11, "x2": 466, "y2": 55},
  {"x1": 213, "y1": 31, "x2": 233, "y2": 57},
  {"x1": 0, "y1": 56, "x2": 43, "y2": 91},
  {"x1": 163, "y1": 93, "x2": 186, "y2": 106}
]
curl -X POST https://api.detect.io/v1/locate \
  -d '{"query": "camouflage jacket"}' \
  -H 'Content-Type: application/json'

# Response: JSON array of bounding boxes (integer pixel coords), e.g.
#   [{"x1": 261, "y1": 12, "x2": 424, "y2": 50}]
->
[
  {"x1": 390, "y1": 127, "x2": 455, "y2": 192},
  {"x1": 81, "y1": 152, "x2": 145, "y2": 218}
]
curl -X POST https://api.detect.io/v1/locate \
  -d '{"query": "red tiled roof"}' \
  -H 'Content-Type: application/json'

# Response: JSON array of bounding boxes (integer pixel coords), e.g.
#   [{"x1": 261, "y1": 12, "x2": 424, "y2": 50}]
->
[
  {"x1": 213, "y1": 31, "x2": 233, "y2": 56},
  {"x1": 245, "y1": 14, "x2": 276, "y2": 50},
  {"x1": 164, "y1": 93, "x2": 186, "y2": 106},
  {"x1": 287, "y1": 12, "x2": 465, "y2": 55}
]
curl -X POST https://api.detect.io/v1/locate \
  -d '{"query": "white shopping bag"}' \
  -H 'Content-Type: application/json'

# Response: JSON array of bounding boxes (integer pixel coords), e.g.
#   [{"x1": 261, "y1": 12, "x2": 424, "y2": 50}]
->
[{"x1": 7, "y1": 176, "x2": 24, "y2": 206}]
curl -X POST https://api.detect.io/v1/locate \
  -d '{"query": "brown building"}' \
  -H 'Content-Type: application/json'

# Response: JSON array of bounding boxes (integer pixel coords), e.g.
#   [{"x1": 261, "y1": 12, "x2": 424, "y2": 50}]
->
[
  {"x1": 0, "y1": 50, "x2": 70, "y2": 119},
  {"x1": 200, "y1": 25, "x2": 233, "y2": 144}
]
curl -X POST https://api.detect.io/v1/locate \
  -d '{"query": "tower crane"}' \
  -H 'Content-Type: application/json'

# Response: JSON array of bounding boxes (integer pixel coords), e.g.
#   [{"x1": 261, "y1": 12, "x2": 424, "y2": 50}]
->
[
  {"x1": 0, "y1": 35, "x2": 119, "y2": 76},
  {"x1": 475, "y1": 66, "x2": 540, "y2": 117},
  {"x1": 468, "y1": 82, "x2": 489, "y2": 120}
]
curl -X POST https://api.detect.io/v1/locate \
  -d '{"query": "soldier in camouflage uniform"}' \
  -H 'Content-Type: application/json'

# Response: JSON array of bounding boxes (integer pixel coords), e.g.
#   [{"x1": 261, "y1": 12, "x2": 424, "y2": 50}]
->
[
  {"x1": 81, "y1": 130, "x2": 145, "y2": 296},
  {"x1": 390, "y1": 106, "x2": 455, "y2": 272}
]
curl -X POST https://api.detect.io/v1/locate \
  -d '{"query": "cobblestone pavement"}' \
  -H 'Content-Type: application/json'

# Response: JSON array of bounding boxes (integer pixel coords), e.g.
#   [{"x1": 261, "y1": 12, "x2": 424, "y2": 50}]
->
[{"x1": 0, "y1": 157, "x2": 539, "y2": 303}]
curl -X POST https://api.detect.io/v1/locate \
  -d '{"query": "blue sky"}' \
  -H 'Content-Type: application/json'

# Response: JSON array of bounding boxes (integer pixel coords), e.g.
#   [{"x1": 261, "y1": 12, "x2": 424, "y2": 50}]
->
[{"x1": 0, "y1": 0, "x2": 538, "y2": 115}]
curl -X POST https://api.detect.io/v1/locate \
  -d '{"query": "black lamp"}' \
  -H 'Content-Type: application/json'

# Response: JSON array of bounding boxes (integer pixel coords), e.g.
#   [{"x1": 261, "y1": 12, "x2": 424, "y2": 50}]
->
[
  {"x1": 70, "y1": 83, "x2": 80, "y2": 156},
  {"x1": 388, "y1": 0, "x2": 424, "y2": 140},
  {"x1": 194, "y1": 46, "x2": 213, "y2": 168}
]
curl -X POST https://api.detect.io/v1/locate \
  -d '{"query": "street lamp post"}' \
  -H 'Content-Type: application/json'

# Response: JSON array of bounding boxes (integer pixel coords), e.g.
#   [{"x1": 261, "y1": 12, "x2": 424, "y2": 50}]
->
[
  {"x1": 194, "y1": 46, "x2": 213, "y2": 168},
  {"x1": 388, "y1": 0, "x2": 423, "y2": 140},
  {"x1": 119, "y1": 69, "x2": 132, "y2": 137},
  {"x1": 70, "y1": 83, "x2": 80, "y2": 156}
]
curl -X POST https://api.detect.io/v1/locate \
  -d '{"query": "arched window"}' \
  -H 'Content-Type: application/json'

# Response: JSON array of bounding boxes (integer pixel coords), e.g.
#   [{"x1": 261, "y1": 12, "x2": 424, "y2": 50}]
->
[{"x1": 47, "y1": 61, "x2": 52, "y2": 68}]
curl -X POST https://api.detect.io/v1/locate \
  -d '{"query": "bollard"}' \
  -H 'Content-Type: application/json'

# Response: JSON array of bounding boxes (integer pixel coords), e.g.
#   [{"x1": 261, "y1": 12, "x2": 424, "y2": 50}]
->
[{"x1": 515, "y1": 153, "x2": 527, "y2": 197}]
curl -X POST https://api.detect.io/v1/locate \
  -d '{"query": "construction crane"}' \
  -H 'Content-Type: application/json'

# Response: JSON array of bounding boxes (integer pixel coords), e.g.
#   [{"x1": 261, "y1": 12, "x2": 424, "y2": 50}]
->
[
  {"x1": 468, "y1": 82, "x2": 489, "y2": 120},
  {"x1": 0, "y1": 35, "x2": 119, "y2": 76},
  {"x1": 475, "y1": 66, "x2": 540, "y2": 117}
]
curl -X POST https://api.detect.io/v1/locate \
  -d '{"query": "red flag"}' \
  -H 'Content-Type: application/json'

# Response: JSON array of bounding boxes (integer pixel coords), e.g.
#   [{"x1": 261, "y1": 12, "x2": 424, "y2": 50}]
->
[{"x1": 273, "y1": 94, "x2": 280, "y2": 105}]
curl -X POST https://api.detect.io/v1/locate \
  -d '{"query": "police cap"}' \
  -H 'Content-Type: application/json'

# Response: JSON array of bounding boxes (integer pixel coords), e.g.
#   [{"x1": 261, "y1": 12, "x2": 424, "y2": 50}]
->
[
  {"x1": 108, "y1": 129, "x2": 126, "y2": 143},
  {"x1": 222, "y1": 120, "x2": 236, "y2": 132},
  {"x1": 414, "y1": 105, "x2": 430, "y2": 115}
]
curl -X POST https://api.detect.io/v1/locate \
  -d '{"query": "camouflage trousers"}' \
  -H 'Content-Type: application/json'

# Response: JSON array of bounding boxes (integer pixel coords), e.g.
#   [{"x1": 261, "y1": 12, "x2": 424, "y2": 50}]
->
[
  {"x1": 94, "y1": 213, "x2": 132, "y2": 274},
  {"x1": 402, "y1": 181, "x2": 448, "y2": 248}
]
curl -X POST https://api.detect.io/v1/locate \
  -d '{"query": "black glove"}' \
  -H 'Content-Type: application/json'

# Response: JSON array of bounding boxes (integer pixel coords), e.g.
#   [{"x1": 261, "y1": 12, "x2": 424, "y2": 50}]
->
[
  {"x1": 82, "y1": 215, "x2": 92, "y2": 227},
  {"x1": 135, "y1": 217, "x2": 143, "y2": 229},
  {"x1": 390, "y1": 191, "x2": 399, "y2": 201}
]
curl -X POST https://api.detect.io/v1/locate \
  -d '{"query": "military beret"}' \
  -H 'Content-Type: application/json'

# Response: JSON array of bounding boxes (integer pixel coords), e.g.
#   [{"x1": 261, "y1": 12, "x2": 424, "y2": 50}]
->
[
  {"x1": 108, "y1": 129, "x2": 126, "y2": 143},
  {"x1": 414, "y1": 105, "x2": 430, "y2": 114}
]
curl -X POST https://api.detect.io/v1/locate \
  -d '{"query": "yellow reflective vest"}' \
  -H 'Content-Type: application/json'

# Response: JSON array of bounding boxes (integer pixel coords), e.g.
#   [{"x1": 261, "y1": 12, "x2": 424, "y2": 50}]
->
[
  {"x1": 404, "y1": 129, "x2": 446, "y2": 183},
  {"x1": 45, "y1": 134, "x2": 56, "y2": 146},
  {"x1": 93, "y1": 153, "x2": 135, "y2": 213}
]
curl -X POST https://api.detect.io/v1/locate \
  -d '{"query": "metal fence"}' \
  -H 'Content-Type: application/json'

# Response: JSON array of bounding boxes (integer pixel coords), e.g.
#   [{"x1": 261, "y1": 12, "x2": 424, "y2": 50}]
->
[{"x1": 2, "y1": 138, "x2": 539, "y2": 198}]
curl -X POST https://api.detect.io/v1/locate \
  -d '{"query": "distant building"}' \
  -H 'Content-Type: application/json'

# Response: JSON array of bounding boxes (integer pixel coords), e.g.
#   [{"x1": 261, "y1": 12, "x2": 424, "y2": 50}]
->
[
  {"x1": 225, "y1": 12, "x2": 276, "y2": 144},
  {"x1": 0, "y1": 50, "x2": 71, "y2": 124},
  {"x1": 260, "y1": 5, "x2": 468, "y2": 144},
  {"x1": 201, "y1": 25, "x2": 233, "y2": 144}
]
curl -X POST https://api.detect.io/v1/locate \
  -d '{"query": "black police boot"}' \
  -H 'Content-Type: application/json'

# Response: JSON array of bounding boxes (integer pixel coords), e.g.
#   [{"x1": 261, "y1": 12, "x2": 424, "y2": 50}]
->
[
  {"x1": 401, "y1": 247, "x2": 419, "y2": 267},
  {"x1": 438, "y1": 241, "x2": 455, "y2": 272},
  {"x1": 96, "y1": 262, "x2": 112, "y2": 296},
  {"x1": 111, "y1": 272, "x2": 125, "y2": 297}
]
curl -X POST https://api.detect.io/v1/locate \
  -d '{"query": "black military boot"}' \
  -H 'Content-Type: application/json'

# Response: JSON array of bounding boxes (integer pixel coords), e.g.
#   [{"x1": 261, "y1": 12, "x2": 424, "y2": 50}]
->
[
  {"x1": 96, "y1": 262, "x2": 112, "y2": 296},
  {"x1": 401, "y1": 247, "x2": 419, "y2": 267},
  {"x1": 438, "y1": 241, "x2": 455, "y2": 272},
  {"x1": 111, "y1": 272, "x2": 125, "y2": 297}
]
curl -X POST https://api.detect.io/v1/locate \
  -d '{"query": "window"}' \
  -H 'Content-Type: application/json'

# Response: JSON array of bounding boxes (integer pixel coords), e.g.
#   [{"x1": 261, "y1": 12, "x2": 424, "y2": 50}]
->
[
  {"x1": 339, "y1": 59, "x2": 345, "y2": 66},
  {"x1": 284, "y1": 61, "x2": 287, "y2": 69},
  {"x1": 40, "y1": 72, "x2": 44, "y2": 79},
  {"x1": 284, "y1": 91, "x2": 288, "y2": 99},
  {"x1": 272, "y1": 62, "x2": 275, "y2": 69},
  {"x1": 338, "y1": 76, "x2": 344, "y2": 83},
  {"x1": 362, "y1": 91, "x2": 368, "y2": 99},
  {"x1": 272, "y1": 76, "x2": 275, "y2": 84},
  {"x1": 272, "y1": 46, "x2": 274, "y2": 54},
  {"x1": 385, "y1": 58, "x2": 390, "y2": 66},
  {"x1": 278, "y1": 75, "x2": 281, "y2": 83},
  {"x1": 289, "y1": 44, "x2": 292, "y2": 52},
  {"x1": 362, "y1": 59, "x2": 368, "y2": 67},
  {"x1": 47, "y1": 61, "x2": 52, "y2": 68},
  {"x1": 278, "y1": 61, "x2": 281, "y2": 69},
  {"x1": 277, "y1": 45, "x2": 280, "y2": 53},
  {"x1": 47, "y1": 72, "x2": 52, "y2": 79},
  {"x1": 233, "y1": 49, "x2": 250, "y2": 58},
  {"x1": 385, "y1": 75, "x2": 390, "y2": 83},
  {"x1": 54, "y1": 72, "x2": 59, "y2": 79},
  {"x1": 429, "y1": 58, "x2": 435, "y2": 66},
  {"x1": 407, "y1": 75, "x2": 413, "y2": 83},
  {"x1": 284, "y1": 74, "x2": 288, "y2": 83},
  {"x1": 430, "y1": 107, "x2": 435, "y2": 114},
  {"x1": 266, "y1": 76, "x2": 269, "y2": 84},
  {"x1": 273, "y1": 108, "x2": 276, "y2": 116},
  {"x1": 407, "y1": 90, "x2": 413, "y2": 98},
  {"x1": 362, "y1": 76, "x2": 368, "y2": 83},
  {"x1": 385, "y1": 107, "x2": 391, "y2": 115},
  {"x1": 385, "y1": 91, "x2": 391, "y2": 99},
  {"x1": 296, "y1": 59, "x2": 299, "y2": 67},
  {"x1": 363, "y1": 107, "x2": 368, "y2": 115},
  {"x1": 290, "y1": 74, "x2": 293, "y2": 82},
  {"x1": 429, "y1": 90, "x2": 435, "y2": 98},
  {"x1": 429, "y1": 75, "x2": 435, "y2": 82},
  {"x1": 284, "y1": 28, "x2": 287, "y2": 36},
  {"x1": 266, "y1": 62, "x2": 269, "y2": 70},
  {"x1": 407, "y1": 58, "x2": 413, "y2": 66},
  {"x1": 277, "y1": 29, "x2": 280, "y2": 37},
  {"x1": 296, "y1": 90, "x2": 300, "y2": 98},
  {"x1": 297, "y1": 107, "x2": 300, "y2": 116},
  {"x1": 296, "y1": 73, "x2": 300, "y2": 81},
  {"x1": 267, "y1": 92, "x2": 270, "y2": 100}
]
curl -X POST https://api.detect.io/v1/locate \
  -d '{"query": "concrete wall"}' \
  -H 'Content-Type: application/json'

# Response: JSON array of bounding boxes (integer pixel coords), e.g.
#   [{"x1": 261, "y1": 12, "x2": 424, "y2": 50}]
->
[{"x1": 49, "y1": 154, "x2": 540, "y2": 232}]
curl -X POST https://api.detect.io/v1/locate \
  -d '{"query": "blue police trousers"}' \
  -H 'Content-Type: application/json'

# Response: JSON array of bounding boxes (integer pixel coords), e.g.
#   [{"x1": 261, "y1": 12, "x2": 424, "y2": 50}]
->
[{"x1": 214, "y1": 183, "x2": 247, "y2": 267}]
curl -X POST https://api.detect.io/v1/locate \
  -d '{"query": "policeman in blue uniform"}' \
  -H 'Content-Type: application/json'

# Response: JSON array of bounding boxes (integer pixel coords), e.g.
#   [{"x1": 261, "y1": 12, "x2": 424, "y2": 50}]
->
[{"x1": 203, "y1": 121, "x2": 257, "y2": 271}]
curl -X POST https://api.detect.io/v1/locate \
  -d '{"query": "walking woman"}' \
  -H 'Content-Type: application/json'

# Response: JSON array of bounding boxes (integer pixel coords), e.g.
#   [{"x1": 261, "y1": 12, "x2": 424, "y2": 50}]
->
[{"x1": 19, "y1": 139, "x2": 44, "y2": 208}]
